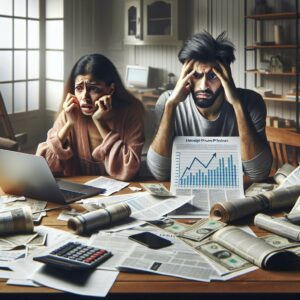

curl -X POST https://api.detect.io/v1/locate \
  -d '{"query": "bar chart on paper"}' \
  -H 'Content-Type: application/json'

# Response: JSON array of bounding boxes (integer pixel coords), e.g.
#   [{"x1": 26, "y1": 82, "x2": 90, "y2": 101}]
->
[
  {"x1": 170, "y1": 137, "x2": 244, "y2": 218},
  {"x1": 171, "y1": 137, "x2": 243, "y2": 190},
  {"x1": 176, "y1": 152, "x2": 239, "y2": 188}
]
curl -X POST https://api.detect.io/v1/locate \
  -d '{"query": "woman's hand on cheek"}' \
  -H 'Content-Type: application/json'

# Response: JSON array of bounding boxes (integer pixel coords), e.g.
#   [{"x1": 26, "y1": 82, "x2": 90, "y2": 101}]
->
[
  {"x1": 63, "y1": 93, "x2": 79, "y2": 125},
  {"x1": 92, "y1": 95, "x2": 113, "y2": 122}
]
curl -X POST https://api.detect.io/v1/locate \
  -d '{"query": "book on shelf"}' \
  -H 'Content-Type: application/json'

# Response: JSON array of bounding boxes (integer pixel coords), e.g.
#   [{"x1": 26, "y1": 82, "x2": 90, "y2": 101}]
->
[{"x1": 286, "y1": 93, "x2": 299, "y2": 100}]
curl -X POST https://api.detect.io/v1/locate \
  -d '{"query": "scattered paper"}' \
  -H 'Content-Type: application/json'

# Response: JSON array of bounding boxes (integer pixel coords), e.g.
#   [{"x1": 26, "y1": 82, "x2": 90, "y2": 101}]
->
[
  {"x1": 280, "y1": 165, "x2": 300, "y2": 188},
  {"x1": 85, "y1": 176, "x2": 129, "y2": 196},
  {"x1": 0, "y1": 195, "x2": 25, "y2": 204},
  {"x1": 170, "y1": 137, "x2": 244, "y2": 217},
  {"x1": 30, "y1": 267, "x2": 118, "y2": 297}
]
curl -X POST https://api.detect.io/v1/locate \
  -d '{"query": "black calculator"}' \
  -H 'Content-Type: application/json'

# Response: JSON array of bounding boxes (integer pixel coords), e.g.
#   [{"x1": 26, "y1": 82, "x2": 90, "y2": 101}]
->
[{"x1": 33, "y1": 241, "x2": 113, "y2": 270}]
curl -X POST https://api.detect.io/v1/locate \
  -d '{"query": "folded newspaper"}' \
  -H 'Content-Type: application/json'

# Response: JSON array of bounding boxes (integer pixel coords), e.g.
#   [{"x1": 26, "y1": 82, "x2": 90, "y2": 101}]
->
[{"x1": 209, "y1": 226, "x2": 300, "y2": 270}]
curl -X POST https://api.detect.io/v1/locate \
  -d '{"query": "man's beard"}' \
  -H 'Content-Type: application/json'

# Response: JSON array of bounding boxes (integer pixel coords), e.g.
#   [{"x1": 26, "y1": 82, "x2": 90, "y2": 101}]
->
[{"x1": 192, "y1": 86, "x2": 223, "y2": 109}]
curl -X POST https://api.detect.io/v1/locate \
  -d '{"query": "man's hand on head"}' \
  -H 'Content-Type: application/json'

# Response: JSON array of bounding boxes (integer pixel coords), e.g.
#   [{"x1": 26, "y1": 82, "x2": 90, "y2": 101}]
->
[
  {"x1": 213, "y1": 61, "x2": 240, "y2": 107},
  {"x1": 167, "y1": 60, "x2": 195, "y2": 106}
]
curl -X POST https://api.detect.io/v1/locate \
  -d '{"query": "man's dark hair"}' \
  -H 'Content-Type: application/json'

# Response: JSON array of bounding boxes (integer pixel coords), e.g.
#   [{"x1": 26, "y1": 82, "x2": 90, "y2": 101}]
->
[{"x1": 178, "y1": 31, "x2": 235, "y2": 65}]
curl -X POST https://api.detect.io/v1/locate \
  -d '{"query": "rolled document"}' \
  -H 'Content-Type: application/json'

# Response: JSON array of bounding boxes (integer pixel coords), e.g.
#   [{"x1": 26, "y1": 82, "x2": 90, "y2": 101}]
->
[
  {"x1": 254, "y1": 213, "x2": 300, "y2": 242},
  {"x1": 273, "y1": 163, "x2": 296, "y2": 185},
  {"x1": 210, "y1": 185, "x2": 300, "y2": 223},
  {"x1": 68, "y1": 202, "x2": 131, "y2": 235},
  {"x1": 0, "y1": 206, "x2": 34, "y2": 234}
]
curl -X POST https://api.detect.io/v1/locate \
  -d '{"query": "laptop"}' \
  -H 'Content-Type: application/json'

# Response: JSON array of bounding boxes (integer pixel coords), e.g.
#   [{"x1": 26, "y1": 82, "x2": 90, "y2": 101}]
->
[{"x1": 0, "y1": 149, "x2": 105, "y2": 203}]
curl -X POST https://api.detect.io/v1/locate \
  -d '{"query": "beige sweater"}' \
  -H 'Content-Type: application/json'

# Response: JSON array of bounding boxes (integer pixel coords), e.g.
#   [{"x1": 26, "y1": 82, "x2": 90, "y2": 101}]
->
[{"x1": 36, "y1": 101, "x2": 144, "y2": 181}]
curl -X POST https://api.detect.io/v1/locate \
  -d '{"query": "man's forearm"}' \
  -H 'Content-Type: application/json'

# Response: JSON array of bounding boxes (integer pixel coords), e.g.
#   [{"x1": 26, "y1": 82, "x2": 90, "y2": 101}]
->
[
  {"x1": 150, "y1": 101, "x2": 177, "y2": 157},
  {"x1": 233, "y1": 102, "x2": 265, "y2": 160}
]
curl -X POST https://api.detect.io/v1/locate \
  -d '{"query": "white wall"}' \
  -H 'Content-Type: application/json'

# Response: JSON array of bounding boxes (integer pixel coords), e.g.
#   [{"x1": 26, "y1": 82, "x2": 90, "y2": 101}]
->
[{"x1": 63, "y1": 0, "x2": 299, "y2": 125}]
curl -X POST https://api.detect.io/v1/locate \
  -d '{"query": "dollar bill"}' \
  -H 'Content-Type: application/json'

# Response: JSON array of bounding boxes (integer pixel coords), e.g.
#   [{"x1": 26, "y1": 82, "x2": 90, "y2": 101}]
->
[
  {"x1": 260, "y1": 234, "x2": 300, "y2": 249},
  {"x1": 150, "y1": 218, "x2": 190, "y2": 235},
  {"x1": 0, "y1": 206, "x2": 33, "y2": 235},
  {"x1": 141, "y1": 183, "x2": 174, "y2": 197},
  {"x1": 179, "y1": 219, "x2": 226, "y2": 242},
  {"x1": 196, "y1": 241, "x2": 252, "y2": 271},
  {"x1": 245, "y1": 182, "x2": 278, "y2": 197}
]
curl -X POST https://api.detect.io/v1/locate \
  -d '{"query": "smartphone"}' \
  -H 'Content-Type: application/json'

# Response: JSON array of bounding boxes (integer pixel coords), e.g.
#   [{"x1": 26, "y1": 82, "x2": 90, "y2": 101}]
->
[{"x1": 128, "y1": 232, "x2": 173, "y2": 249}]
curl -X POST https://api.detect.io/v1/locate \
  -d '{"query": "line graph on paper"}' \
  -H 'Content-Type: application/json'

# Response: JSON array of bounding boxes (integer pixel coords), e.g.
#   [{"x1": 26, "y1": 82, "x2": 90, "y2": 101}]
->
[
  {"x1": 175, "y1": 151, "x2": 240, "y2": 189},
  {"x1": 169, "y1": 137, "x2": 244, "y2": 218}
]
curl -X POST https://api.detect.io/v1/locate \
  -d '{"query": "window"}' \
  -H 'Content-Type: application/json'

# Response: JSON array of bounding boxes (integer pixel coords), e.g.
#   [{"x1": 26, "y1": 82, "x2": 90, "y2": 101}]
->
[
  {"x1": 0, "y1": 0, "x2": 40, "y2": 113},
  {"x1": 45, "y1": 0, "x2": 64, "y2": 112},
  {"x1": 0, "y1": 0, "x2": 64, "y2": 114}
]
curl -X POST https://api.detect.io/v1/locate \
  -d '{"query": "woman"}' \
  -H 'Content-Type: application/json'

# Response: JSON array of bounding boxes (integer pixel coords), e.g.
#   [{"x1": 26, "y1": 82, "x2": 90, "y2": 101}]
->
[{"x1": 37, "y1": 54, "x2": 145, "y2": 181}]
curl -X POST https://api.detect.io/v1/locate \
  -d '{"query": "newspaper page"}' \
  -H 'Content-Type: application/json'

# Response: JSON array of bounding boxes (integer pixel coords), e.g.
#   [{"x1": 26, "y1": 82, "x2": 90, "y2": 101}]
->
[
  {"x1": 286, "y1": 196, "x2": 300, "y2": 224},
  {"x1": 280, "y1": 165, "x2": 300, "y2": 188},
  {"x1": 82, "y1": 192, "x2": 193, "y2": 222},
  {"x1": 212, "y1": 226, "x2": 298, "y2": 269},
  {"x1": 0, "y1": 206, "x2": 33, "y2": 235},
  {"x1": 170, "y1": 137, "x2": 244, "y2": 218},
  {"x1": 88, "y1": 230, "x2": 138, "y2": 271},
  {"x1": 254, "y1": 213, "x2": 300, "y2": 242},
  {"x1": 116, "y1": 227, "x2": 220, "y2": 282},
  {"x1": 184, "y1": 225, "x2": 258, "y2": 278}
]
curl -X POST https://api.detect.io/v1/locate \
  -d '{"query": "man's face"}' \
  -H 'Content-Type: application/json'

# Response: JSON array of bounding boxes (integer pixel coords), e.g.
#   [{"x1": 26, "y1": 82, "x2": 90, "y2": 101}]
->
[{"x1": 189, "y1": 62, "x2": 223, "y2": 109}]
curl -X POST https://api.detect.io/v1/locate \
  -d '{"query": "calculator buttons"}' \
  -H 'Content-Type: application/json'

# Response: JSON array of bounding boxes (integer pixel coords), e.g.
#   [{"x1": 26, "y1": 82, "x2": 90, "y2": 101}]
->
[{"x1": 33, "y1": 241, "x2": 112, "y2": 270}]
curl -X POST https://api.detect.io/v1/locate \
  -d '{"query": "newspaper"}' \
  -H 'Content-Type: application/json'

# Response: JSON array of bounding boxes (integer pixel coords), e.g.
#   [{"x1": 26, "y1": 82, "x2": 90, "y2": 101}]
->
[
  {"x1": 273, "y1": 163, "x2": 296, "y2": 185},
  {"x1": 0, "y1": 198, "x2": 47, "y2": 223},
  {"x1": 280, "y1": 165, "x2": 300, "y2": 188},
  {"x1": 82, "y1": 192, "x2": 193, "y2": 222},
  {"x1": 116, "y1": 227, "x2": 220, "y2": 282},
  {"x1": 254, "y1": 213, "x2": 300, "y2": 242},
  {"x1": 210, "y1": 185, "x2": 300, "y2": 223},
  {"x1": 116, "y1": 225, "x2": 256, "y2": 281},
  {"x1": 212, "y1": 225, "x2": 299, "y2": 269},
  {"x1": 0, "y1": 206, "x2": 33, "y2": 235},
  {"x1": 286, "y1": 196, "x2": 300, "y2": 224}
]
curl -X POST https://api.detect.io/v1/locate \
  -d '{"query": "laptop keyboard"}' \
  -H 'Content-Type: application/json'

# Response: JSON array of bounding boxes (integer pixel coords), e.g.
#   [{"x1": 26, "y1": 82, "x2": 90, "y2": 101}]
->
[{"x1": 60, "y1": 189, "x2": 85, "y2": 200}]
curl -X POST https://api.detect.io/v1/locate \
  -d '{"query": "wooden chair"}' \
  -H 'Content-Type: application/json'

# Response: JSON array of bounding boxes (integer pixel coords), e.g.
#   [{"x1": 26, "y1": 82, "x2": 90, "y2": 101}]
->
[
  {"x1": 0, "y1": 92, "x2": 20, "y2": 151},
  {"x1": 265, "y1": 126, "x2": 300, "y2": 173}
]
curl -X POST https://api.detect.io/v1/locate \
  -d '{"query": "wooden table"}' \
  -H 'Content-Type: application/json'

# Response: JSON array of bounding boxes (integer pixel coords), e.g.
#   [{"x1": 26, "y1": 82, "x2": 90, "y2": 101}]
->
[{"x1": 1, "y1": 177, "x2": 300, "y2": 299}]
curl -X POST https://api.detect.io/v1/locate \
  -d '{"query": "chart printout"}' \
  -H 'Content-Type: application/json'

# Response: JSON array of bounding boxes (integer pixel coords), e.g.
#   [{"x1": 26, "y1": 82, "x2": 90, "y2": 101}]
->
[{"x1": 169, "y1": 137, "x2": 244, "y2": 218}]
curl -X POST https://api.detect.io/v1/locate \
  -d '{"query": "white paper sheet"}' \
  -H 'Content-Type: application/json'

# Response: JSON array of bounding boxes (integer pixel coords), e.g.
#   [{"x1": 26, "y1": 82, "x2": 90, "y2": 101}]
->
[
  {"x1": 30, "y1": 267, "x2": 118, "y2": 297},
  {"x1": 170, "y1": 137, "x2": 244, "y2": 218},
  {"x1": 280, "y1": 165, "x2": 300, "y2": 188},
  {"x1": 82, "y1": 192, "x2": 193, "y2": 222},
  {"x1": 85, "y1": 176, "x2": 129, "y2": 196}
]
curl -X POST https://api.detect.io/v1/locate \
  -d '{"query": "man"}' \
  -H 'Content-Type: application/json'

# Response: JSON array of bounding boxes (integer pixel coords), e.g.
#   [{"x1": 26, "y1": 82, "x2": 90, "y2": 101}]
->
[{"x1": 147, "y1": 31, "x2": 272, "y2": 181}]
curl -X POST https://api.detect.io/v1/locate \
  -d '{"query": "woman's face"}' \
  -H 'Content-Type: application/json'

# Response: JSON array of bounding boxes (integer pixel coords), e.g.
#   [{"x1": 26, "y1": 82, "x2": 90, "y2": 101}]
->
[{"x1": 74, "y1": 74, "x2": 113, "y2": 116}]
